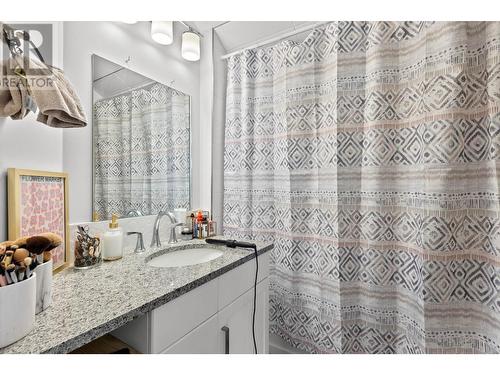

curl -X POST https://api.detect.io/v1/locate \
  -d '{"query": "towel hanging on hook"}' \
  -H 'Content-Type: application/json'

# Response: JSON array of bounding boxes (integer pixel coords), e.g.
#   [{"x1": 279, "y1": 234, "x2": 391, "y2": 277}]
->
[
  {"x1": 0, "y1": 58, "x2": 33, "y2": 119},
  {"x1": 1, "y1": 22, "x2": 87, "y2": 127}
]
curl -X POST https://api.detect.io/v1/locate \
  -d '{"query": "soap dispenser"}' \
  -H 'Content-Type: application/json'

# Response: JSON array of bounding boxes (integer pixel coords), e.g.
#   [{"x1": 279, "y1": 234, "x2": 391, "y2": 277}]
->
[{"x1": 102, "y1": 214, "x2": 124, "y2": 261}]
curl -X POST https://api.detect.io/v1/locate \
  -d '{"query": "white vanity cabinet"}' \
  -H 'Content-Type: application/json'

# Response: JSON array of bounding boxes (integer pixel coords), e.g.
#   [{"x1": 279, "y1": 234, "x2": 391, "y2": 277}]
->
[
  {"x1": 161, "y1": 314, "x2": 220, "y2": 354},
  {"x1": 216, "y1": 277, "x2": 269, "y2": 354},
  {"x1": 112, "y1": 252, "x2": 270, "y2": 354}
]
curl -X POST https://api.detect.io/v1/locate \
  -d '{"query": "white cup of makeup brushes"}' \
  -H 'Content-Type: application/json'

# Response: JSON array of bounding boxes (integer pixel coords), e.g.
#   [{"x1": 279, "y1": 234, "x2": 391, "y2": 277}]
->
[
  {"x1": 34, "y1": 259, "x2": 52, "y2": 314},
  {"x1": 0, "y1": 273, "x2": 36, "y2": 348}
]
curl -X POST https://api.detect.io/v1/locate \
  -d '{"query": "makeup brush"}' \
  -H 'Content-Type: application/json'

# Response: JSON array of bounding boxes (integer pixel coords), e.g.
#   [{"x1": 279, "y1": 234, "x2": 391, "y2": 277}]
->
[
  {"x1": 13, "y1": 248, "x2": 30, "y2": 264},
  {"x1": 3, "y1": 264, "x2": 12, "y2": 285},
  {"x1": 43, "y1": 251, "x2": 52, "y2": 263},
  {"x1": 0, "y1": 265, "x2": 7, "y2": 287},
  {"x1": 37, "y1": 232, "x2": 63, "y2": 251},
  {"x1": 12, "y1": 236, "x2": 29, "y2": 248},
  {"x1": 2, "y1": 250, "x2": 14, "y2": 267},
  {"x1": 0, "y1": 240, "x2": 14, "y2": 250},
  {"x1": 17, "y1": 265, "x2": 26, "y2": 282},
  {"x1": 30, "y1": 255, "x2": 39, "y2": 270},
  {"x1": 0, "y1": 240, "x2": 13, "y2": 256},
  {"x1": 24, "y1": 257, "x2": 32, "y2": 279},
  {"x1": 6, "y1": 264, "x2": 17, "y2": 283},
  {"x1": 26, "y1": 236, "x2": 52, "y2": 263}
]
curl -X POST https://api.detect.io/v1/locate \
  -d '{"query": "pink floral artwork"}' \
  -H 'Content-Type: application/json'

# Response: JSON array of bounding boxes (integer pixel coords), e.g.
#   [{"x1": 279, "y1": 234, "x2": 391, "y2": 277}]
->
[{"x1": 20, "y1": 176, "x2": 66, "y2": 269}]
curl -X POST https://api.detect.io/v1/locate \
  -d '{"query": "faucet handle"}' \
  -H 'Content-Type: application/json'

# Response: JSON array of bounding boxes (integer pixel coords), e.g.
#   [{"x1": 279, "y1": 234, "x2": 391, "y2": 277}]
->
[
  {"x1": 168, "y1": 222, "x2": 185, "y2": 244},
  {"x1": 127, "y1": 232, "x2": 146, "y2": 253}
]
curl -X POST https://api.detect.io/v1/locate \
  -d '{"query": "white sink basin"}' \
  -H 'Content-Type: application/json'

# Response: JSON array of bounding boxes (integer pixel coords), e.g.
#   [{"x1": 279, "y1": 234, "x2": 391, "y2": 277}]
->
[{"x1": 147, "y1": 248, "x2": 223, "y2": 268}]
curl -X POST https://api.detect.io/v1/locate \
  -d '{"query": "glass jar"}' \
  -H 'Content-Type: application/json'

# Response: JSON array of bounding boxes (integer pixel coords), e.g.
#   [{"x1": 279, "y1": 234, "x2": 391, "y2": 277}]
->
[{"x1": 74, "y1": 234, "x2": 102, "y2": 269}]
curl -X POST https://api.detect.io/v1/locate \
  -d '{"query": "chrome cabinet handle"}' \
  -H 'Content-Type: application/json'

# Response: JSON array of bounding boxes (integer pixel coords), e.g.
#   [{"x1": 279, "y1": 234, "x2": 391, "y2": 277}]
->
[{"x1": 221, "y1": 326, "x2": 230, "y2": 354}]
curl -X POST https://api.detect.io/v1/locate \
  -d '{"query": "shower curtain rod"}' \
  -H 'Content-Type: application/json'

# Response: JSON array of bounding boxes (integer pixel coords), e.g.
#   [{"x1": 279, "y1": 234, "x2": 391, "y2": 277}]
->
[{"x1": 220, "y1": 21, "x2": 330, "y2": 60}]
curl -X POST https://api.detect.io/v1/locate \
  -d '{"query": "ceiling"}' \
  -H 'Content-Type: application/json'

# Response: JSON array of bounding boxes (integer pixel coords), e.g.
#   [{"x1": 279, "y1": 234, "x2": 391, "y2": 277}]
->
[
  {"x1": 191, "y1": 21, "x2": 317, "y2": 54},
  {"x1": 93, "y1": 55, "x2": 154, "y2": 99},
  {"x1": 93, "y1": 22, "x2": 322, "y2": 98}
]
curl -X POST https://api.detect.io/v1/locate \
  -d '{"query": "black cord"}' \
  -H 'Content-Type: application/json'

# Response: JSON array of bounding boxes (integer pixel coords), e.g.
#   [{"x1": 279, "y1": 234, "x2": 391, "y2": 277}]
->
[
  {"x1": 205, "y1": 238, "x2": 259, "y2": 354},
  {"x1": 251, "y1": 244, "x2": 258, "y2": 354}
]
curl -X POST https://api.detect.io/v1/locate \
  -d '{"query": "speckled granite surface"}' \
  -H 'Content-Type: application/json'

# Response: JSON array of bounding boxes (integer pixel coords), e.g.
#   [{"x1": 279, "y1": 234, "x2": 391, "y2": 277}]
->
[{"x1": 0, "y1": 239, "x2": 273, "y2": 354}]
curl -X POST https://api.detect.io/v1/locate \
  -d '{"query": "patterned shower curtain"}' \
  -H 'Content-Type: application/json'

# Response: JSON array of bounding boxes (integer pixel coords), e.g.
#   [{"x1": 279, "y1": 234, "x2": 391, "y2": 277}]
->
[
  {"x1": 94, "y1": 82, "x2": 190, "y2": 219},
  {"x1": 223, "y1": 22, "x2": 500, "y2": 353}
]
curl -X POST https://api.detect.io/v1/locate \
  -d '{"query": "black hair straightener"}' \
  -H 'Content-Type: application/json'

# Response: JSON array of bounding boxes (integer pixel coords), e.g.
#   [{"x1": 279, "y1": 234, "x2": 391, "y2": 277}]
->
[{"x1": 205, "y1": 238, "x2": 257, "y2": 250}]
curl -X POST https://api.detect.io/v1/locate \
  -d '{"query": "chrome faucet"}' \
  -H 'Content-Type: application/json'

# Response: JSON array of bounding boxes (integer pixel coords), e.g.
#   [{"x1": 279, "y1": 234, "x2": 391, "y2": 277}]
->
[
  {"x1": 125, "y1": 209, "x2": 143, "y2": 217},
  {"x1": 127, "y1": 231, "x2": 146, "y2": 253},
  {"x1": 150, "y1": 211, "x2": 184, "y2": 248}
]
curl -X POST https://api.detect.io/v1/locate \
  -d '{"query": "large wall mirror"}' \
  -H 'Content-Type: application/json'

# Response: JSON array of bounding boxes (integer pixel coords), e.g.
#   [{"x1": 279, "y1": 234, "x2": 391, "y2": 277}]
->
[{"x1": 92, "y1": 55, "x2": 191, "y2": 220}]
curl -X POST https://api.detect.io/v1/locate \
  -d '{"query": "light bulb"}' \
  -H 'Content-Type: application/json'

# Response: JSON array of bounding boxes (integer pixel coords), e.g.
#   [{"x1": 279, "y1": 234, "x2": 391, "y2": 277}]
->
[
  {"x1": 181, "y1": 30, "x2": 200, "y2": 61},
  {"x1": 151, "y1": 21, "x2": 173, "y2": 45}
]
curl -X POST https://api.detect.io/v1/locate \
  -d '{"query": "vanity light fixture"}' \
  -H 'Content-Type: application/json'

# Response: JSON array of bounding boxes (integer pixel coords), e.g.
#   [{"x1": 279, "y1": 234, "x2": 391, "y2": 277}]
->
[
  {"x1": 147, "y1": 21, "x2": 202, "y2": 61},
  {"x1": 151, "y1": 21, "x2": 173, "y2": 45},
  {"x1": 181, "y1": 29, "x2": 201, "y2": 61}
]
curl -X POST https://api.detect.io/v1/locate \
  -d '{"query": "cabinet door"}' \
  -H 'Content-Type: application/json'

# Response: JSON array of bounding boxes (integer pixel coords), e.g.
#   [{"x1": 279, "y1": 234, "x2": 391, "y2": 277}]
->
[
  {"x1": 150, "y1": 279, "x2": 218, "y2": 353},
  {"x1": 218, "y1": 252, "x2": 270, "y2": 310},
  {"x1": 161, "y1": 315, "x2": 220, "y2": 354},
  {"x1": 218, "y1": 278, "x2": 269, "y2": 354}
]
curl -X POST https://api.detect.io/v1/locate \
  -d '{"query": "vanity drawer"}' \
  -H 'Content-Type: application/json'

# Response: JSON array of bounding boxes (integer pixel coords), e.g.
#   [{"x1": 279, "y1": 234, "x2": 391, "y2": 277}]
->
[
  {"x1": 161, "y1": 314, "x2": 220, "y2": 354},
  {"x1": 218, "y1": 252, "x2": 270, "y2": 310},
  {"x1": 150, "y1": 278, "x2": 218, "y2": 353}
]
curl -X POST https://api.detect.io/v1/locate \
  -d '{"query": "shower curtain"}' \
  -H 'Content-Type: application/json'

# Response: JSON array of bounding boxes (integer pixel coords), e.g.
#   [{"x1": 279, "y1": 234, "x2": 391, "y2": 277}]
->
[
  {"x1": 94, "y1": 82, "x2": 190, "y2": 219},
  {"x1": 223, "y1": 22, "x2": 500, "y2": 353}
]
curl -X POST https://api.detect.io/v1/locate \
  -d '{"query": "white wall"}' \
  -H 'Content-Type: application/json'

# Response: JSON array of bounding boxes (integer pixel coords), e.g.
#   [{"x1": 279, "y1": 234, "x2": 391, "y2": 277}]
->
[
  {"x1": 199, "y1": 29, "x2": 214, "y2": 214},
  {"x1": 0, "y1": 22, "x2": 64, "y2": 241},
  {"x1": 196, "y1": 25, "x2": 227, "y2": 227},
  {"x1": 211, "y1": 32, "x2": 227, "y2": 225},
  {"x1": 62, "y1": 22, "x2": 204, "y2": 223},
  {"x1": 0, "y1": 118, "x2": 63, "y2": 241}
]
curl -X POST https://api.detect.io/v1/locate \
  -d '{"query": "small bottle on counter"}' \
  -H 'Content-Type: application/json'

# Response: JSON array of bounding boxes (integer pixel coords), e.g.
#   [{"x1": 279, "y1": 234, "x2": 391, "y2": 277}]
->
[
  {"x1": 197, "y1": 210, "x2": 204, "y2": 239},
  {"x1": 102, "y1": 214, "x2": 124, "y2": 261},
  {"x1": 208, "y1": 216, "x2": 217, "y2": 237},
  {"x1": 191, "y1": 212, "x2": 196, "y2": 239}
]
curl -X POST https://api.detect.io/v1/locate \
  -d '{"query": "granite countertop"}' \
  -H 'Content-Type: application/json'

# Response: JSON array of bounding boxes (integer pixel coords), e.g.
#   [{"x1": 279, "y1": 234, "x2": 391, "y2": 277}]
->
[{"x1": 0, "y1": 238, "x2": 273, "y2": 354}]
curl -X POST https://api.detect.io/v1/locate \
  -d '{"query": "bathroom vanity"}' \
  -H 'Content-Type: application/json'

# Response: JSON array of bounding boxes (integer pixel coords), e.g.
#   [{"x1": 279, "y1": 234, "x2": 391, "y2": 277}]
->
[
  {"x1": 0, "y1": 240, "x2": 272, "y2": 354},
  {"x1": 114, "y1": 244, "x2": 270, "y2": 354}
]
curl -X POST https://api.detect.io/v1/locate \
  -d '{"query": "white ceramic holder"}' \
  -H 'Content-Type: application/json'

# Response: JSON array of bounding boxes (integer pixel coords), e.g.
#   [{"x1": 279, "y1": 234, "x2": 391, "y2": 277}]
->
[
  {"x1": 34, "y1": 259, "x2": 53, "y2": 314},
  {"x1": 0, "y1": 273, "x2": 36, "y2": 348}
]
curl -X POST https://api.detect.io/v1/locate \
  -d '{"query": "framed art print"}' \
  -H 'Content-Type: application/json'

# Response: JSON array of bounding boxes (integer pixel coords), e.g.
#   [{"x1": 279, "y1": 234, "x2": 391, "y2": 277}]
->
[{"x1": 7, "y1": 168, "x2": 70, "y2": 272}]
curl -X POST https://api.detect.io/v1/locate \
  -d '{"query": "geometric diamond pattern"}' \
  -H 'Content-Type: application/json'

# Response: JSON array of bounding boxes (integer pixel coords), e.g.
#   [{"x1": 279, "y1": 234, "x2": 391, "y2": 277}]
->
[
  {"x1": 224, "y1": 21, "x2": 500, "y2": 353},
  {"x1": 94, "y1": 83, "x2": 190, "y2": 218}
]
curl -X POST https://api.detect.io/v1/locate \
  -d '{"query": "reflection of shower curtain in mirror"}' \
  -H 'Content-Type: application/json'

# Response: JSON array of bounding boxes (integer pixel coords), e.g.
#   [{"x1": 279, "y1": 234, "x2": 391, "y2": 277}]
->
[
  {"x1": 223, "y1": 22, "x2": 500, "y2": 353},
  {"x1": 94, "y1": 83, "x2": 190, "y2": 218}
]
